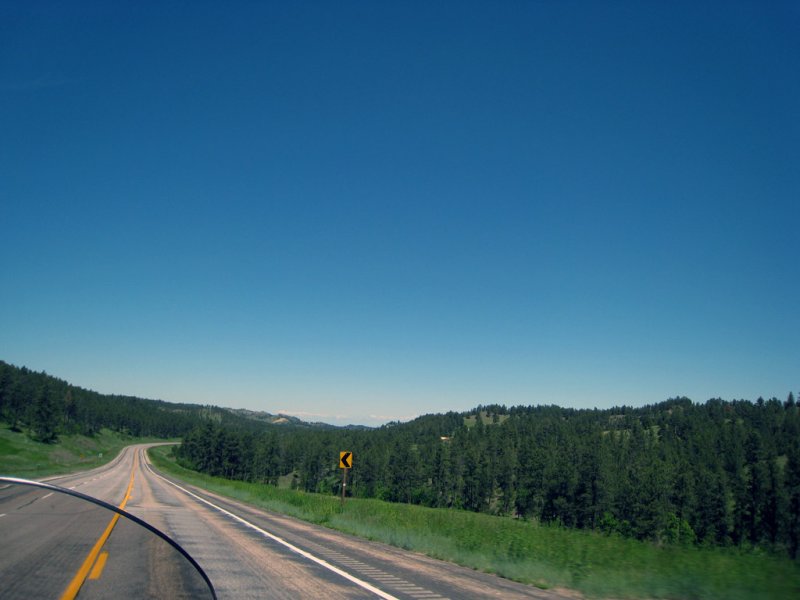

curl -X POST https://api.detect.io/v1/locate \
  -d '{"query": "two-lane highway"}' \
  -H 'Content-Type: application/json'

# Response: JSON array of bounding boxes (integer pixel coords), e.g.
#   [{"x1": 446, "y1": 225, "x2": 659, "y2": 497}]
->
[
  {"x1": 0, "y1": 446, "x2": 213, "y2": 599},
  {"x1": 1, "y1": 445, "x2": 574, "y2": 599}
]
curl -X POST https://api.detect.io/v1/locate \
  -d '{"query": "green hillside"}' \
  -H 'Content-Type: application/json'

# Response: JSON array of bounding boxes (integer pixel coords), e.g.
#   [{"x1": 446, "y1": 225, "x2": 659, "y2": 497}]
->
[
  {"x1": 151, "y1": 445, "x2": 800, "y2": 600},
  {"x1": 176, "y1": 397, "x2": 800, "y2": 564},
  {"x1": 0, "y1": 424, "x2": 169, "y2": 478},
  {"x1": 0, "y1": 360, "x2": 327, "y2": 448}
]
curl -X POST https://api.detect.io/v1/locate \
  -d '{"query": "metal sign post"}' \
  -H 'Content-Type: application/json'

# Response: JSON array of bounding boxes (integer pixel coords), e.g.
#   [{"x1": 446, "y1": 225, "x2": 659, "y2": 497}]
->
[
  {"x1": 341, "y1": 466, "x2": 348, "y2": 506},
  {"x1": 339, "y1": 451, "x2": 352, "y2": 507}
]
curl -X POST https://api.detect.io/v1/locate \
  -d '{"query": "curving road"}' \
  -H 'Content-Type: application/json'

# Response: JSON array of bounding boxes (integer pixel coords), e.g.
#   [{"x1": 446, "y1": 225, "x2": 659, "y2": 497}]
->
[{"x1": 1, "y1": 445, "x2": 574, "y2": 599}]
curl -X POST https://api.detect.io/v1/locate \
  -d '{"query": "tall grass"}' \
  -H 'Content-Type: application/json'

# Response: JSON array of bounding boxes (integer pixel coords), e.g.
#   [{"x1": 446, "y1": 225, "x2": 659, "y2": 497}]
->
[{"x1": 149, "y1": 447, "x2": 800, "y2": 599}]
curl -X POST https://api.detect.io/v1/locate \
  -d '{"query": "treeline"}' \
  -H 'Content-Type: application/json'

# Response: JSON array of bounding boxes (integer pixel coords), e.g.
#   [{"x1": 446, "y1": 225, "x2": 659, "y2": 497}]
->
[
  {"x1": 0, "y1": 360, "x2": 242, "y2": 441},
  {"x1": 177, "y1": 395, "x2": 800, "y2": 558}
]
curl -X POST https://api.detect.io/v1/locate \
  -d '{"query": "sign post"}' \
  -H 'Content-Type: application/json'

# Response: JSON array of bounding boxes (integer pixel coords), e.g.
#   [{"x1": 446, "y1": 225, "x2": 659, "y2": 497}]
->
[{"x1": 339, "y1": 451, "x2": 352, "y2": 507}]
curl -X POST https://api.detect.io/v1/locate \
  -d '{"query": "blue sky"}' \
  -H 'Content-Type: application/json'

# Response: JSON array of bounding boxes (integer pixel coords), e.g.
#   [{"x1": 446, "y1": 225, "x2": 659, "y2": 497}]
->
[{"x1": 2, "y1": 2, "x2": 798, "y2": 425}]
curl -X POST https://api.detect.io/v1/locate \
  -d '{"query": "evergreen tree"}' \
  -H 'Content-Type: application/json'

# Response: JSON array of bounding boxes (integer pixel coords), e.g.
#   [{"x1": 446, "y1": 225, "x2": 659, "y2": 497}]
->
[
  {"x1": 785, "y1": 442, "x2": 800, "y2": 558},
  {"x1": 32, "y1": 384, "x2": 58, "y2": 443}
]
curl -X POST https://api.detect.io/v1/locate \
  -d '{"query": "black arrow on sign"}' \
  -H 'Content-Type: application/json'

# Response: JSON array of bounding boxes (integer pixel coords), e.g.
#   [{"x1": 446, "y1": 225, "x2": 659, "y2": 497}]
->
[{"x1": 340, "y1": 452, "x2": 352, "y2": 469}]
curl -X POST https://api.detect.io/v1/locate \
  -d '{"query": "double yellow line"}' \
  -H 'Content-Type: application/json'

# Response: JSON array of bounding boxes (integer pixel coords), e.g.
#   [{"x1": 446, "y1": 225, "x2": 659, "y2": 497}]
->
[{"x1": 59, "y1": 453, "x2": 138, "y2": 600}]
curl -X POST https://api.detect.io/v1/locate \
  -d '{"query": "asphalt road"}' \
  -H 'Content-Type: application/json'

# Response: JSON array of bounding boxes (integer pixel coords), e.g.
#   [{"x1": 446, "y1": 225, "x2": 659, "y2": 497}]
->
[{"x1": 1, "y1": 445, "x2": 575, "y2": 599}]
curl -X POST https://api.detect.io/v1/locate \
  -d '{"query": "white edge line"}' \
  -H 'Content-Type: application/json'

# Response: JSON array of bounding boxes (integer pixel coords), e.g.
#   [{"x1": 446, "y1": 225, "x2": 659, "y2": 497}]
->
[
  {"x1": 143, "y1": 457, "x2": 399, "y2": 600},
  {"x1": 41, "y1": 492, "x2": 53, "y2": 499}
]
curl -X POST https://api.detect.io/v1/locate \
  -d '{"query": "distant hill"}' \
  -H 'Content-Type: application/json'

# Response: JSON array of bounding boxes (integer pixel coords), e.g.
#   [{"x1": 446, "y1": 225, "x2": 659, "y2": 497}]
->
[
  {"x1": 0, "y1": 360, "x2": 329, "y2": 442},
  {"x1": 223, "y1": 407, "x2": 335, "y2": 428}
]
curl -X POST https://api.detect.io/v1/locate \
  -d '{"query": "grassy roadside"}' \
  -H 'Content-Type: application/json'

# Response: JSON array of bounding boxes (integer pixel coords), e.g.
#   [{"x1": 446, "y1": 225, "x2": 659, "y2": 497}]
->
[
  {"x1": 148, "y1": 446, "x2": 800, "y2": 599},
  {"x1": 0, "y1": 422, "x2": 172, "y2": 479}
]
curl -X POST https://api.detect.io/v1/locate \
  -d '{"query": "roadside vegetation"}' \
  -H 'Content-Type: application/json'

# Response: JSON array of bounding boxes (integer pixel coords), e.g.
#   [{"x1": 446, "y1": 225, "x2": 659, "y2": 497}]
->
[
  {"x1": 0, "y1": 422, "x2": 168, "y2": 478},
  {"x1": 150, "y1": 445, "x2": 800, "y2": 600},
  {"x1": 177, "y1": 396, "x2": 800, "y2": 564}
]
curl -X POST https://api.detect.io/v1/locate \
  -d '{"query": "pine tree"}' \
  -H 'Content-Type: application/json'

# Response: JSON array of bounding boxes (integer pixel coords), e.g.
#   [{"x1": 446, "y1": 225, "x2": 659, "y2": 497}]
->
[
  {"x1": 32, "y1": 384, "x2": 58, "y2": 443},
  {"x1": 785, "y1": 442, "x2": 800, "y2": 558}
]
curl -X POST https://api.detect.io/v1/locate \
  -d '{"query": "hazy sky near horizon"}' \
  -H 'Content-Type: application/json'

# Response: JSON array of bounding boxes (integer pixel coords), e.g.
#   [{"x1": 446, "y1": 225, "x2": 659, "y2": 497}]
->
[{"x1": 2, "y1": 1, "x2": 798, "y2": 426}]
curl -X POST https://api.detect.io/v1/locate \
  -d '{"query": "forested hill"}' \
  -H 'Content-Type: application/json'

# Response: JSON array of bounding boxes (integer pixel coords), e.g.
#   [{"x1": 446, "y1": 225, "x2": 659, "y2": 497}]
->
[
  {"x1": 0, "y1": 360, "x2": 328, "y2": 442},
  {"x1": 177, "y1": 394, "x2": 800, "y2": 559}
]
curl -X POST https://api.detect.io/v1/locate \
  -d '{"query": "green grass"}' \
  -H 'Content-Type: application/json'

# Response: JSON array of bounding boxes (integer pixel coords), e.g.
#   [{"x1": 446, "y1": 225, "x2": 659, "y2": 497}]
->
[
  {"x1": 148, "y1": 446, "x2": 800, "y2": 599},
  {"x1": 0, "y1": 422, "x2": 171, "y2": 479}
]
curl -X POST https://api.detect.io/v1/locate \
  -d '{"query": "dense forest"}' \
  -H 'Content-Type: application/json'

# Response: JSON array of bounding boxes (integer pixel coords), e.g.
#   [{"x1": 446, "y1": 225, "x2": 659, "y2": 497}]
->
[{"x1": 176, "y1": 395, "x2": 800, "y2": 560}]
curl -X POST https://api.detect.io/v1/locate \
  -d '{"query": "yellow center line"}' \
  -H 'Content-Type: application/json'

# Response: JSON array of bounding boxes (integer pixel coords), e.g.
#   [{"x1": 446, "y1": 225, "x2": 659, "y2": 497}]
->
[
  {"x1": 59, "y1": 451, "x2": 138, "y2": 600},
  {"x1": 88, "y1": 552, "x2": 109, "y2": 580}
]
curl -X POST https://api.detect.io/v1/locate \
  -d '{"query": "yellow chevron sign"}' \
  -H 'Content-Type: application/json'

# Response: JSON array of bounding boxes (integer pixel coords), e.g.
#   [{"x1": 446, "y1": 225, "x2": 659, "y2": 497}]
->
[{"x1": 339, "y1": 451, "x2": 352, "y2": 469}]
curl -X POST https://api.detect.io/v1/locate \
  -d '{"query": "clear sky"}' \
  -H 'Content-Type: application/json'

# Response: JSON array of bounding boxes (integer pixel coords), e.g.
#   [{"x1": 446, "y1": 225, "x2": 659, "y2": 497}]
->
[{"x1": 1, "y1": 2, "x2": 798, "y2": 426}]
